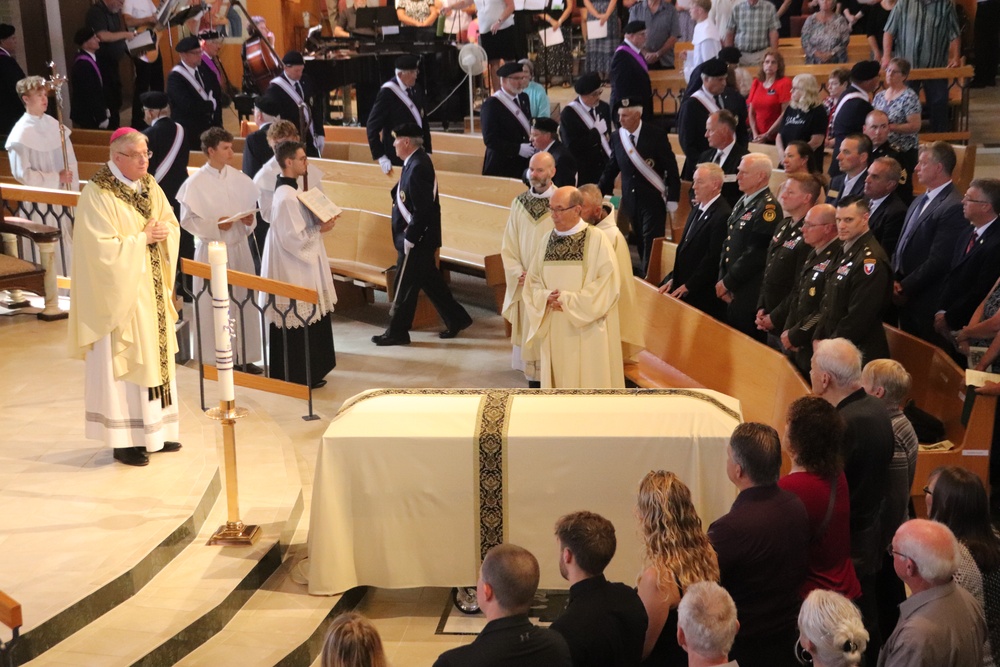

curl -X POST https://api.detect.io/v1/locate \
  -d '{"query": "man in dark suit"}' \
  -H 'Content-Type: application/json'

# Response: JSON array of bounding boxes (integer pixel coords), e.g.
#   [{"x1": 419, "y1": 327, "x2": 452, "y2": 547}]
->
[
  {"x1": 86, "y1": 0, "x2": 132, "y2": 131},
  {"x1": 933, "y1": 178, "x2": 1000, "y2": 352},
  {"x1": 697, "y1": 109, "x2": 748, "y2": 206},
  {"x1": 480, "y1": 61, "x2": 533, "y2": 179},
  {"x1": 677, "y1": 58, "x2": 749, "y2": 180},
  {"x1": 524, "y1": 117, "x2": 577, "y2": 187},
  {"x1": 70, "y1": 27, "x2": 110, "y2": 130},
  {"x1": 864, "y1": 109, "x2": 913, "y2": 204},
  {"x1": 167, "y1": 36, "x2": 220, "y2": 151},
  {"x1": 550, "y1": 511, "x2": 648, "y2": 667},
  {"x1": 372, "y1": 123, "x2": 472, "y2": 346},
  {"x1": 433, "y1": 543, "x2": 572, "y2": 667},
  {"x1": 827, "y1": 134, "x2": 870, "y2": 205},
  {"x1": 610, "y1": 21, "x2": 653, "y2": 120},
  {"x1": 242, "y1": 95, "x2": 280, "y2": 181},
  {"x1": 864, "y1": 156, "x2": 908, "y2": 261},
  {"x1": 828, "y1": 61, "x2": 879, "y2": 179},
  {"x1": 892, "y1": 141, "x2": 967, "y2": 344},
  {"x1": 367, "y1": 55, "x2": 432, "y2": 174},
  {"x1": 684, "y1": 45, "x2": 742, "y2": 97},
  {"x1": 560, "y1": 72, "x2": 613, "y2": 186},
  {"x1": 599, "y1": 101, "x2": 681, "y2": 275},
  {"x1": 265, "y1": 50, "x2": 325, "y2": 157},
  {"x1": 0, "y1": 24, "x2": 25, "y2": 137},
  {"x1": 659, "y1": 161, "x2": 730, "y2": 321}
]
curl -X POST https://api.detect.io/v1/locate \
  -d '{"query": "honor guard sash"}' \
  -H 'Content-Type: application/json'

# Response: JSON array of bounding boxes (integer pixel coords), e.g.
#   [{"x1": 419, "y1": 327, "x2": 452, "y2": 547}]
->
[
  {"x1": 567, "y1": 99, "x2": 611, "y2": 157},
  {"x1": 690, "y1": 88, "x2": 720, "y2": 115},
  {"x1": 171, "y1": 64, "x2": 216, "y2": 109},
  {"x1": 831, "y1": 88, "x2": 868, "y2": 125},
  {"x1": 396, "y1": 174, "x2": 439, "y2": 225},
  {"x1": 154, "y1": 122, "x2": 185, "y2": 183},
  {"x1": 620, "y1": 128, "x2": 666, "y2": 197},
  {"x1": 271, "y1": 75, "x2": 313, "y2": 131},
  {"x1": 382, "y1": 79, "x2": 423, "y2": 127},
  {"x1": 492, "y1": 90, "x2": 532, "y2": 136}
]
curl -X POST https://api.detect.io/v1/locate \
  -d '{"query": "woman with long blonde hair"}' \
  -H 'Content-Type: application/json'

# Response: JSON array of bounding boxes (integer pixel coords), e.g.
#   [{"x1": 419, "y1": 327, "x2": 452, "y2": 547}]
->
[
  {"x1": 636, "y1": 470, "x2": 720, "y2": 665},
  {"x1": 321, "y1": 612, "x2": 388, "y2": 667}
]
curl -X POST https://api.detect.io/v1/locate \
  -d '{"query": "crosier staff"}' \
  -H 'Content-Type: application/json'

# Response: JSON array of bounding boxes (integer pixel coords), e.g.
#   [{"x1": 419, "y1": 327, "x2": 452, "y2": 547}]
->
[{"x1": 45, "y1": 62, "x2": 70, "y2": 191}]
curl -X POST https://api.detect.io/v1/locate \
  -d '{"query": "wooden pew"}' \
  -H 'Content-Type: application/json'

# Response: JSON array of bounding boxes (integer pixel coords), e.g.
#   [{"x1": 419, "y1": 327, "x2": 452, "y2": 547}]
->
[
  {"x1": 344, "y1": 142, "x2": 484, "y2": 174},
  {"x1": 241, "y1": 121, "x2": 489, "y2": 156}
]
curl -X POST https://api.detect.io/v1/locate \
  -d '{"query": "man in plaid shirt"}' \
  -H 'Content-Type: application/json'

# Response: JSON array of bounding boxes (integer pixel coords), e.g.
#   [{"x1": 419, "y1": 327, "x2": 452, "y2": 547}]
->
[{"x1": 723, "y1": 0, "x2": 779, "y2": 66}]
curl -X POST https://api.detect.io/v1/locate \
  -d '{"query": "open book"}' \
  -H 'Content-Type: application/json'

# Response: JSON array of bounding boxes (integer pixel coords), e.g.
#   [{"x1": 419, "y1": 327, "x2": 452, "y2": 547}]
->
[
  {"x1": 297, "y1": 187, "x2": 343, "y2": 226},
  {"x1": 217, "y1": 208, "x2": 259, "y2": 226},
  {"x1": 966, "y1": 368, "x2": 1000, "y2": 388}
]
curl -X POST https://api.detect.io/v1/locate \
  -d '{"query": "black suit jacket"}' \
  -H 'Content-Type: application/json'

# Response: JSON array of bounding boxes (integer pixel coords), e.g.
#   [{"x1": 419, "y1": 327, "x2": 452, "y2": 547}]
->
[
  {"x1": 167, "y1": 66, "x2": 217, "y2": 151},
  {"x1": 939, "y1": 219, "x2": 1000, "y2": 329},
  {"x1": 265, "y1": 73, "x2": 325, "y2": 155},
  {"x1": 480, "y1": 92, "x2": 532, "y2": 178},
  {"x1": 677, "y1": 90, "x2": 749, "y2": 179},
  {"x1": 868, "y1": 193, "x2": 908, "y2": 260},
  {"x1": 433, "y1": 614, "x2": 572, "y2": 667},
  {"x1": 610, "y1": 45, "x2": 652, "y2": 118},
  {"x1": 826, "y1": 169, "x2": 867, "y2": 205},
  {"x1": 828, "y1": 85, "x2": 872, "y2": 177},
  {"x1": 391, "y1": 149, "x2": 441, "y2": 251},
  {"x1": 667, "y1": 195, "x2": 731, "y2": 319},
  {"x1": 549, "y1": 575, "x2": 648, "y2": 667},
  {"x1": 367, "y1": 79, "x2": 432, "y2": 165},
  {"x1": 70, "y1": 51, "x2": 109, "y2": 130},
  {"x1": 870, "y1": 142, "x2": 914, "y2": 204},
  {"x1": 560, "y1": 100, "x2": 613, "y2": 186},
  {"x1": 143, "y1": 117, "x2": 190, "y2": 205},
  {"x1": 242, "y1": 123, "x2": 273, "y2": 179},
  {"x1": 697, "y1": 143, "x2": 749, "y2": 207},
  {"x1": 0, "y1": 51, "x2": 25, "y2": 136},
  {"x1": 598, "y1": 122, "x2": 681, "y2": 220}
]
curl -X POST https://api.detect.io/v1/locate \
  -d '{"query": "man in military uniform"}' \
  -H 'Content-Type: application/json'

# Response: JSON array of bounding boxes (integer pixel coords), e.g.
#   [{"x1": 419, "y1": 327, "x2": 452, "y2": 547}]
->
[
  {"x1": 526, "y1": 117, "x2": 577, "y2": 187},
  {"x1": 367, "y1": 55, "x2": 432, "y2": 174},
  {"x1": 813, "y1": 196, "x2": 892, "y2": 363},
  {"x1": 559, "y1": 72, "x2": 613, "y2": 186},
  {"x1": 598, "y1": 100, "x2": 680, "y2": 276},
  {"x1": 677, "y1": 57, "x2": 750, "y2": 180},
  {"x1": 864, "y1": 110, "x2": 913, "y2": 204},
  {"x1": 754, "y1": 173, "x2": 820, "y2": 348},
  {"x1": 481, "y1": 61, "x2": 533, "y2": 178},
  {"x1": 778, "y1": 204, "x2": 841, "y2": 375},
  {"x1": 716, "y1": 153, "x2": 782, "y2": 341}
]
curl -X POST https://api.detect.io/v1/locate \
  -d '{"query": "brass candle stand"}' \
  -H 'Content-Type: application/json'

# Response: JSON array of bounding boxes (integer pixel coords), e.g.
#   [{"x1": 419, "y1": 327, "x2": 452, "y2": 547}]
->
[{"x1": 206, "y1": 399, "x2": 260, "y2": 546}]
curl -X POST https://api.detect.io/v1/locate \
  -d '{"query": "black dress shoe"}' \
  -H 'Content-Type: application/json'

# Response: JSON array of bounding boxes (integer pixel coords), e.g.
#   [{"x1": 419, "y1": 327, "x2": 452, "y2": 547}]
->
[
  {"x1": 372, "y1": 333, "x2": 411, "y2": 346},
  {"x1": 113, "y1": 447, "x2": 150, "y2": 467},
  {"x1": 311, "y1": 379, "x2": 328, "y2": 389},
  {"x1": 153, "y1": 441, "x2": 182, "y2": 453},
  {"x1": 439, "y1": 318, "x2": 473, "y2": 339},
  {"x1": 235, "y1": 363, "x2": 264, "y2": 375}
]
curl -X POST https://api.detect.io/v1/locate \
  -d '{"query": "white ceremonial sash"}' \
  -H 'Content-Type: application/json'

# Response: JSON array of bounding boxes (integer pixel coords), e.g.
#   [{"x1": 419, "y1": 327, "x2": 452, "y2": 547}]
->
[
  {"x1": 396, "y1": 176, "x2": 439, "y2": 225},
  {"x1": 567, "y1": 99, "x2": 611, "y2": 157},
  {"x1": 382, "y1": 80, "x2": 423, "y2": 127},
  {"x1": 492, "y1": 90, "x2": 532, "y2": 136},
  {"x1": 154, "y1": 123, "x2": 185, "y2": 183},
  {"x1": 171, "y1": 64, "x2": 216, "y2": 109},
  {"x1": 620, "y1": 128, "x2": 665, "y2": 196},
  {"x1": 831, "y1": 89, "x2": 868, "y2": 125},
  {"x1": 691, "y1": 89, "x2": 720, "y2": 115},
  {"x1": 272, "y1": 76, "x2": 313, "y2": 130}
]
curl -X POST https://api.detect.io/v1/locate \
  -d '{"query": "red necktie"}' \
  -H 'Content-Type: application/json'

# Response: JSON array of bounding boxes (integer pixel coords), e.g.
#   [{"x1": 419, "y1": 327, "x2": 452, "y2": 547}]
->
[{"x1": 966, "y1": 233, "x2": 977, "y2": 255}]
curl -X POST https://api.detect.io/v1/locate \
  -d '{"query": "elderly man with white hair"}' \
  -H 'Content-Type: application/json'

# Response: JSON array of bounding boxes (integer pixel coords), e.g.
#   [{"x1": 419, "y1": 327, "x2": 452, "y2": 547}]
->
[
  {"x1": 677, "y1": 582, "x2": 740, "y2": 667},
  {"x1": 811, "y1": 338, "x2": 894, "y2": 664},
  {"x1": 716, "y1": 152, "x2": 782, "y2": 341},
  {"x1": 879, "y1": 519, "x2": 986, "y2": 666}
]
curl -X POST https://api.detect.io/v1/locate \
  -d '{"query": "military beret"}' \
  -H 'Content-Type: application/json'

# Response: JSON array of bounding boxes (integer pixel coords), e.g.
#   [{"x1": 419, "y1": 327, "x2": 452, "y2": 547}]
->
[
  {"x1": 74, "y1": 26, "x2": 97, "y2": 46},
  {"x1": 574, "y1": 72, "x2": 602, "y2": 95},
  {"x1": 140, "y1": 91, "x2": 169, "y2": 109},
  {"x1": 851, "y1": 60, "x2": 881, "y2": 81},
  {"x1": 496, "y1": 61, "x2": 524, "y2": 78},
  {"x1": 531, "y1": 117, "x2": 558, "y2": 134},
  {"x1": 0, "y1": 24, "x2": 14, "y2": 40},
  {"x1": 718, "y1": 46, "x2": 742, "y2": 64},
  {"x1": 392, "y1": 122, "x2": 424, "y2": 138},
  {"x1": 619, "y1": 98, "x2": 634, "y2": 108},
  {"x1": 176, "y1": 35, "x2": 201, "y2": 53},
  {"x1": 701, "y1": 57, "x2": 728, "y2": 77},
  {"x1": 394, "y1": 54, "x2": 419, "y2": 70},
  {"x1": 253, "y1": 93, "x2": 280, "y2": 116},
  {"x1": 624, "y1": 20, "x2": 646, "y2": 34},
  {"x1": 282, "y1": 50, "x2": 305, "y2": 66}
]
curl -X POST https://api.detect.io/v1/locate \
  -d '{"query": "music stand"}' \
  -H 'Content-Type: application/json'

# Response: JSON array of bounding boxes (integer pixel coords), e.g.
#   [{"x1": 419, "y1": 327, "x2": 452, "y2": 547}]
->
[{"x1": 356, "y1": 7, "x2": 401, "y2": 40}]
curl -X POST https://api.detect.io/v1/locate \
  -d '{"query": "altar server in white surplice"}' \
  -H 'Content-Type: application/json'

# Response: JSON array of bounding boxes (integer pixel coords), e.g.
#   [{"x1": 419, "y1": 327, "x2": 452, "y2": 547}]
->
[
  {"x1": 176, "y1": 127, "x2": 262, "y2": 371},
  {"x1": 252, "y1": 120, "x2": 323, "y2": 231},
  {"x1": 524, "y1": 186, "x2": 625, "y2": 389},
  {"x1": 501, "y1": 151, "x2": 557, "y2": 388},
  {"x1": 5, "y1": 76, "x2": 79, "y2": 275}
]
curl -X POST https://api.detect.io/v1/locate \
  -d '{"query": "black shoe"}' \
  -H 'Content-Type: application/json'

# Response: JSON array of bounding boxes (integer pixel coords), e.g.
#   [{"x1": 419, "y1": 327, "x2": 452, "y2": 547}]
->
[
  {"x1": 113, "y1": 447, "x2": 150, "y2": 467},
  {"x1": 236, "y1": 363, "x2": 264, "y2": 375},
  {"x1": 372, "y1": 333, "x2": 411, "y2": 346},
  {"x1": 311, "y1": 379, "x2": 328, "y2": 389},
  {"x1": 153, "y1": 441, "x2": 182, "y2": 453},
  {"x1": 439, "y1": 318, "x2": 473, "y2": 339},
  {"x1": 970, "y1": 80, "x2": 991, "y2": 89}
]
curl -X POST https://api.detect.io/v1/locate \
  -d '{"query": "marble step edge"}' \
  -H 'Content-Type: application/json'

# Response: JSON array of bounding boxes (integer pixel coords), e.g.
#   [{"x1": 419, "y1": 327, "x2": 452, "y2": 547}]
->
[{"x1": 271, "y1": 586, "x2": 369, "y2": 667}]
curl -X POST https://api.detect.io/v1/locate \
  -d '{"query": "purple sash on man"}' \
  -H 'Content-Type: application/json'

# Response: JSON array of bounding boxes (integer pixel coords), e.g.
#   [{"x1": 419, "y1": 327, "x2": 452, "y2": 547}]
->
[{"x1": 615, "y1": 44, "x2": 649, "y2": 72}]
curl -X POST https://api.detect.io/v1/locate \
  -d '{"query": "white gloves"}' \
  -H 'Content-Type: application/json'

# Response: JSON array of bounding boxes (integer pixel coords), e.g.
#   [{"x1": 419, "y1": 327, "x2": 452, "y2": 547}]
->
[
  {"x1": 595, "y1": 118, "x2": 608, "y2": 135},
  {"x1": 98, "y1": 118, "x2": 109, "y2": 129},
  {"x1": 518, "y1": 143, "x2": 535, "y2": 159},
  {"x1": 314, "y1": 135, "x2": 326, "y2": 155},
  {"x1": 404, "y1": 239, "x2": 414, "y2": 254},
  {"x1": 379, "y1": 155, "x2": 393, "y2": 174},
  {"x1": 667, "y1": 201, "x2": 679, "y2": 213}
]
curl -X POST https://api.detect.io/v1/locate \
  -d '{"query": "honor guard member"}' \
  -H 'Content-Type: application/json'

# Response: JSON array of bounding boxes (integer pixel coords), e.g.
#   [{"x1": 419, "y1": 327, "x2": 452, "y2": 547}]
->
[
  {"x1": 525, "y1": 117, "x2": 577, "y2": 187},
  {"x1": 367, "y1": 55, "x2": 432, "y2": 174},
  {"x1": 598, "y1": 99, "x2": 681, "y2": 276},
  {"x1": 70, "y1": 27, "x2": 111, "y2": 130},
  {"x1": 863, "y1": 109, "x2": 913, "y2": 204},
  {"x1": 266, "y1": 50, "x2": 325, "y2": 158},
  {"x1": 813, "y1": 196, "x2": 892, "y2": 363},
  {"x1": 698, "y1": 109, "x2": 748, "y2": 207},
  {"x1": 0, "y1": 24, "x2": 26, "y2": 136},
  {"x1": 481, "y1": 61, "x2": 533, "y2": 178},
  {"x1": 677, "y1": 57, "x2": 750, "y2": 180},
  {"x1": 716, "y1": 153, "x2": 782, "y2": 342},
  {"x1": 778, "y1": 204, "x2": 842, "y2": 375},
  {"x1": 610, "y1": 21, "x2": 653, "y2": 120},
  {"x1": 371, "y1": 123, "x2": 473, "y2": 346},
  {"x1": 560, "y1": 72, "x2": 613, "y2": 186},
  {"x1": 242, "y1": 94, "x2": 280, "y2": 181},
  {"x1": 828, "y1": 61, "x2": 879, "y2": 179},
  {"x1": 167, "y1": 35, "x2": 220, "y2": 151}
]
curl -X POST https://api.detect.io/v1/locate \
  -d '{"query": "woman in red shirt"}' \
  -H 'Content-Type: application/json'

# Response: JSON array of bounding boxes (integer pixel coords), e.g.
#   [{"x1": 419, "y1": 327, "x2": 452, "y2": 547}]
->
[{"x1": 747, "y1": 49, "x2": 792, "y2": 143}]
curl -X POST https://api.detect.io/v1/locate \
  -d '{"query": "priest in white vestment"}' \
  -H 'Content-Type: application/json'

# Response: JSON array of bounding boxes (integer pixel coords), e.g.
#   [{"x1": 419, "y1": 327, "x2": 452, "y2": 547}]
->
[
  {"x1": 501, "y1": 151, "x2": 556, "y2": 387},
  {"x1": 176, "y1": 127, "x2": 262, "y2": 370},
  {"x1": 258, "y1": 140, "x2": 338, "y2": 388},
  {"x1": 579, "y1": 183, "x2": 645, "y2": 361},
  {"x1": 252, "y1": 120, "x2": 323, "y2": 232},
  {"x1": 68, "y1": 128, "x2": 182, "y2": 467},
  {"x1": 5, "y1": 75, "x2": 79, "y2": 276},
  {"x1": 524, "y1": 186, "x2": 625, "y2": 389}
]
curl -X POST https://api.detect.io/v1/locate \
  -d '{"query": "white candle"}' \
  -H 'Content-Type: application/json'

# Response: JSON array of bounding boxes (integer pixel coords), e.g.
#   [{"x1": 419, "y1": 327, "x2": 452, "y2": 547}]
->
[{"x1": 207, "y1": 241, "x2": 235, "y2": 402}]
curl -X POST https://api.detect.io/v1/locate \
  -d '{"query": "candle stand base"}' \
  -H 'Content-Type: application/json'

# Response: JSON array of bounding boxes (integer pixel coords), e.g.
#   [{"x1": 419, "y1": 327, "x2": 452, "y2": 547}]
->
[{"x1": 208, "y1": 521, "x2": 261, "y2": 546}]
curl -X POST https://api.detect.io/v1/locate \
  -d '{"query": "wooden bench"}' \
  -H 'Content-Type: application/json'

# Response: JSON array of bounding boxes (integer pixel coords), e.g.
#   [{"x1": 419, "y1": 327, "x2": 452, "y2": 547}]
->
[
  {"x1": 240, "y1": 121, "x2": 489, "y2": 156},
  {"x1": 0, "y1": 589, "x2": 22, "y2": 665}
]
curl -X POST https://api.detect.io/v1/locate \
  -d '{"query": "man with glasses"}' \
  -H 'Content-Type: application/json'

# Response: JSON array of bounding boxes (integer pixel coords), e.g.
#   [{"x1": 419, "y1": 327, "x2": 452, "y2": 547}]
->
[
  {"x1": 559, "y1": 72, "x2": 613, "y2": 186},
  {"x1": 167, "y1": 35, "x2": 220, "y2": 150},
  {"x1": 864, "y1": 157, "x2": 908, "y2": 261},
  {"x1": 69, "y1": 127, "x2": 181, "y2": 467},
  {"x1": 480, "y1": 61, "x2": 533, "y2": 178},
  {"x1": 863, "y1": 110, "x2": 912, "y2": 205},
  {"x1": 880, "y1": 519, "x2": 985, "y2": 666},
  {"x1": 367, "y1": 55, "x2": 432, "y2": 174}
]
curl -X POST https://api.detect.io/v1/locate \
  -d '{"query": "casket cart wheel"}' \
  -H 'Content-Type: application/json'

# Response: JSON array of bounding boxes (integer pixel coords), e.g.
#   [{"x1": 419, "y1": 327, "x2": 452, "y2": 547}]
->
[{"x1": 453, "y1": 586, "x2": 480, "y2": 613}]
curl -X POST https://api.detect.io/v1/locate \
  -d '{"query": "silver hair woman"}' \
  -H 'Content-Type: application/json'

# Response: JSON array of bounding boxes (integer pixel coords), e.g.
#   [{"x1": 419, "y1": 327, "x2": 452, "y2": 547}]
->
[{"x1": 796, "y1": 589, "x2": 868, "y2": 667}]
